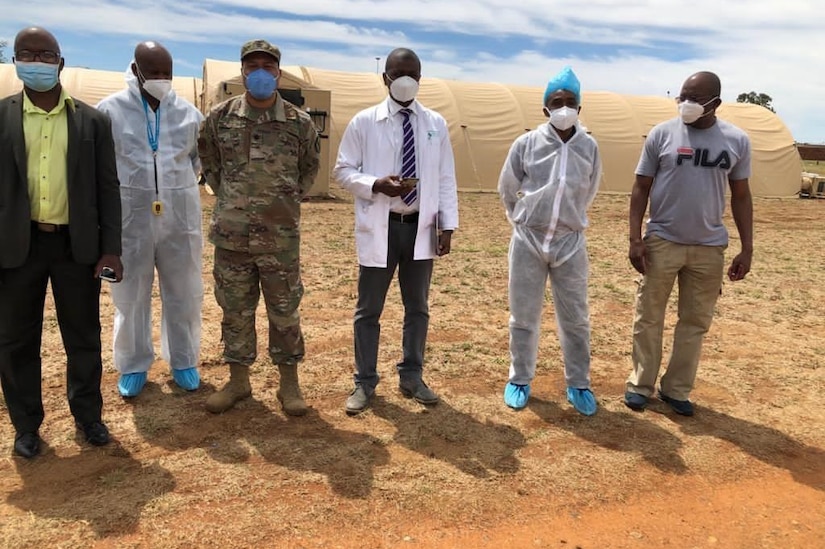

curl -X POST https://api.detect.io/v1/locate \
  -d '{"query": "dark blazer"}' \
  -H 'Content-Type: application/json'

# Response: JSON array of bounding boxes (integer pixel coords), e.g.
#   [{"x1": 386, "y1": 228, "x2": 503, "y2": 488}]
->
[{"x1": 0, "y1": 91, "x2": 121, "y2": 268}]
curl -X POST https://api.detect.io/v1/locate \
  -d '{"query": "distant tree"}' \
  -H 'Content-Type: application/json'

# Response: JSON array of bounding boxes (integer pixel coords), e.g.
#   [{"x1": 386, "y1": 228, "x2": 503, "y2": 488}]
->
[
  {"x1": 0, "y1": 40, "x2": 7, "y2": 63},
  {"x1": 736, "y1": 91, "x2": 776, "y2": 113}
]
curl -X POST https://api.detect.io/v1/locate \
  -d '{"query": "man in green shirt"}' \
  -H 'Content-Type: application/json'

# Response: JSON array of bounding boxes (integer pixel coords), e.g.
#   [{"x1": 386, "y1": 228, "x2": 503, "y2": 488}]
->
[{"x1": 0, "y1": 26, "x2": 122, "y2": 458}]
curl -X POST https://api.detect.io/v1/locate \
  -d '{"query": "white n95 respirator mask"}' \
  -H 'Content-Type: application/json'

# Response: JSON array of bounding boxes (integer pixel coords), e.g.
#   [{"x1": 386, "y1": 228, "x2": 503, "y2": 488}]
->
[
  {"x1": 389, "y1": 76, "x2": 419, "y2": 103},
  {"x1": 547, "y1": 106, "x2": 579, "y2": 131}
]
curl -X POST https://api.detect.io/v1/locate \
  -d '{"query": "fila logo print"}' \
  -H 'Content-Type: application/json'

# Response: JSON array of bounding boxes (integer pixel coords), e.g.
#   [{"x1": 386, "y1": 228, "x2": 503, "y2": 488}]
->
[{"x1": 676, "y1": 147, "x2": 732, "y2": 169}]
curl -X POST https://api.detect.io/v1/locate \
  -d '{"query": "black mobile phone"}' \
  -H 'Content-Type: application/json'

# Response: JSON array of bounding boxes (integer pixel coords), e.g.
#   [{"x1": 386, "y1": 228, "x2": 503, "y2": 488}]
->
[{"x1": 100, "y1": 267, "x2": 117, "y2": 282}]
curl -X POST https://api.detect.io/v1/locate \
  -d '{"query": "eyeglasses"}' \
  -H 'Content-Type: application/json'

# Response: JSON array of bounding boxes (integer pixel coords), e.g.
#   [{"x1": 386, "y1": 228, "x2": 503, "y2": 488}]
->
[{"x1": 15, "y1": 50, "x2": 61, "y2": 63}]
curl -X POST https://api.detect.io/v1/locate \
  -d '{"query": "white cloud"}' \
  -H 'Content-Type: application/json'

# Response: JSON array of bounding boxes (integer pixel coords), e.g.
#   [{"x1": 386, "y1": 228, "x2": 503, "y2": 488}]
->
[
  {"x1": 0, "y1": 0, "x2": 408, "y2": 47},
  {"x1": 1, "y1": 0, "x2": 823, "y2": 141}
]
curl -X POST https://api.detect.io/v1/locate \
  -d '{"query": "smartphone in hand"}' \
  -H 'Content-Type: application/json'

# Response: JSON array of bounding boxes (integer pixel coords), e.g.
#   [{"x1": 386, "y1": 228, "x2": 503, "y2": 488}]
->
[
  {"x1": 400, "y1": 177, "x2": 419, "y2": 192},
  {"x1": 99, "y1": 267, "x2": 117, "y2": 282}
]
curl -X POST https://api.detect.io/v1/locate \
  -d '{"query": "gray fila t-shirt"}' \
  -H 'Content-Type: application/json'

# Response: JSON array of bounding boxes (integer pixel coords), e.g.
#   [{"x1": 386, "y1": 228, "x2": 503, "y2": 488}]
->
[{"x1": 636, "y1": 117, "x2": 751, "y2": 246}]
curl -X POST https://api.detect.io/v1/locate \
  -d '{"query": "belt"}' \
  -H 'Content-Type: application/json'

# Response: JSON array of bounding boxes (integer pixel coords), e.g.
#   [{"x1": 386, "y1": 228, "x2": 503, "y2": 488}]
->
[
  {"x1": 389, "y1": 211, "x2": 419, "y2": 224},
  {"x1": 32, "y1": 221, "x2": 68, "y2": 233}
]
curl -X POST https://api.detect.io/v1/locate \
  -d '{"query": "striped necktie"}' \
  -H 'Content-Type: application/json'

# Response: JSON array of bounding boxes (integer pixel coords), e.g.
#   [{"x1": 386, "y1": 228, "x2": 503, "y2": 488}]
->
[{"x1": 400, "y1": 108, "x2": 417, "y2": 206}]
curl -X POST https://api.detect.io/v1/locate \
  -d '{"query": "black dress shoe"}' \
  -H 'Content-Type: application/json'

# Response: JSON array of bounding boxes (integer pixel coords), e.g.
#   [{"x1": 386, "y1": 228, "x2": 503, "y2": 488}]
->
[
  {"x1": 76, "y1": 421, "x2": 110, "y2": 446},
  {"x1": 399, "y1": 380, "x2": 439, "y2": 405},
  {"x1": 13, "y1": 432, "x2": 41, "y2": 459}
]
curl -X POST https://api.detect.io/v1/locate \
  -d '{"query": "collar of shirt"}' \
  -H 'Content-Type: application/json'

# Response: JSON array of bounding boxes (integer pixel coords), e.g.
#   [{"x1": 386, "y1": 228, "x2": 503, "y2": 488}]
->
[
  {"x1": 22, "y1": 87, "x2": 75, "y2": 115},
  {"x1": 238, "y1": 92, "x2": 287, "y2": 122},
  {"x1": 378, "y1": 96, "x2": 420, "y2": 121}
]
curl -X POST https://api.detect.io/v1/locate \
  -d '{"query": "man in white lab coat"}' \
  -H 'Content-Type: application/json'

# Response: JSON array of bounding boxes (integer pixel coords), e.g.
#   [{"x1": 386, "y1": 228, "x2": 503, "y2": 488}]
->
[
  {"x1": 334, "y1": 48, "x2": 459, "y2": 415},
  {"x1": 97, "y1": 41, "x2": 204, "y2": 397}
]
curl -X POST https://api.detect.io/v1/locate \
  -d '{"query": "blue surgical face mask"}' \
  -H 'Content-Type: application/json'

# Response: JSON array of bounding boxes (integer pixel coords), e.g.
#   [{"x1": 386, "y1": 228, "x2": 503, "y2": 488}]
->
[
  {"x1": 15, "y1": 60, "x2": 60, "y2": 92},
  {"x1": 245, "y1": 68, "x2": 277, "y2": 100}
]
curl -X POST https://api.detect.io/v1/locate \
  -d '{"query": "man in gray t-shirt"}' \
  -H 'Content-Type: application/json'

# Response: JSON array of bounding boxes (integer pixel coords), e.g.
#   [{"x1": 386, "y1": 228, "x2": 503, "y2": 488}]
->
[{"x1": 624, "y1": 71, "x2": 754, "y2": 416}]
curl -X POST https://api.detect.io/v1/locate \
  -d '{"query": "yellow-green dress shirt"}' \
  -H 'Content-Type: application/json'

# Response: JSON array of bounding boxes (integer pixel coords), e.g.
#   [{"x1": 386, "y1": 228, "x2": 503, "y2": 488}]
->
[{"x1": 23, "y1": 88, "x2": 74, "y2": 224}]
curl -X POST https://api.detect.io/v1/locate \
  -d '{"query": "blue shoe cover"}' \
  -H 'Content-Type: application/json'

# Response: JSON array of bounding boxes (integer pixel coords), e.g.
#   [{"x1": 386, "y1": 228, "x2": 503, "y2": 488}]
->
[
  {"x1": 118, "y1": 372, "x2": 147, "y2": 397},
  {"x1": 567, "y1": 387, "x2": 597, "y2": 416},
  {"x1": 172, "y1": 367, "x2": 200, "y2": 391},
  {"x1": 504, "y1": 382, "x2": 531, "y2": 410}
]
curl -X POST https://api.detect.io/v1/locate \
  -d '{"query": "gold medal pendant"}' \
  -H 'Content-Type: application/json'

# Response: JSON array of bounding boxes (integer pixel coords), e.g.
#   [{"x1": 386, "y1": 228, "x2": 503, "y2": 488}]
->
[{"x1": 152, "y1": 201, "x2": 163, "y2": 215}]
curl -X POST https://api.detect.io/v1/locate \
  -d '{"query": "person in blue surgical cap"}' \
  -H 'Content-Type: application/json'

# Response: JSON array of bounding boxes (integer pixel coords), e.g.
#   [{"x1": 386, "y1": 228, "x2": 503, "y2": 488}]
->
[{"x1": 497, "y1": 66, "x2": 602, "y2": 415}]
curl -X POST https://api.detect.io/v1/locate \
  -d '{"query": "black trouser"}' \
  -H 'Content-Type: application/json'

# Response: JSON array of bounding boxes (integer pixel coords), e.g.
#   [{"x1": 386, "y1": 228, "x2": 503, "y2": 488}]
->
[
  {"x1": 353, "y1": 214, "x2": 433, "y2": 390},
  {"x1": 0, "y1": 226, "x2": 104, "y2": 434}
]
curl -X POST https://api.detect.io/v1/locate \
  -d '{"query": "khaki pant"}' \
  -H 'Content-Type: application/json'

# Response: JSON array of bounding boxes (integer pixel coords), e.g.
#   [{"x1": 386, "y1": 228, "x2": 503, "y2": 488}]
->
[{"x1": 626, "y1": 235, "x2": 726, "y2": 400}]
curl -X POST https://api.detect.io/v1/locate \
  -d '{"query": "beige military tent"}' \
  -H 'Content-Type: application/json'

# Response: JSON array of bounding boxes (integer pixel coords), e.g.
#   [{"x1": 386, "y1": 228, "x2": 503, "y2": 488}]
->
[
  {"x1": 3, "y1": 60, "x2": 801, "y2": 198},
  {"x1": 0, "y1": 63, "x2": 202, "y2": 110},
  {"x1": 273, "y1": 66, "x2": 801, "y2": 198}
]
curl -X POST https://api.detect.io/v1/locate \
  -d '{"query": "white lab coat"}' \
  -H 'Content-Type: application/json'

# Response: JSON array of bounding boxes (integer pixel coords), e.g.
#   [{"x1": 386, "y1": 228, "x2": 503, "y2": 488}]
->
[
  {"x1": 334, "y1": 98, "x2": 459, "y2": 268},
  {"x1": 97, "y1": 69, "x2": 204, "y2": 374}
]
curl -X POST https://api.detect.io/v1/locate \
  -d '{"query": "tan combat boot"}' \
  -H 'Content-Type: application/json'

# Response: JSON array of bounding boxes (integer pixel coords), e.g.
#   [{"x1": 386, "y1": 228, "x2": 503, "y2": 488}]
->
[
  {"x1": 205, "y1": 364, "x2": 252, "y2": 414},
  {"x1": 276, "y1": 364, "x2": 308, "y2": 416}
]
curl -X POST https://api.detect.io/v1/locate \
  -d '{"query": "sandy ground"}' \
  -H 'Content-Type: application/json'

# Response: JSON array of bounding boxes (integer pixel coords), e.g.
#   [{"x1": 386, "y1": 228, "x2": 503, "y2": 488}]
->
[{"x1": 1, "y1": 191, "x2": 823, "y2": 548}]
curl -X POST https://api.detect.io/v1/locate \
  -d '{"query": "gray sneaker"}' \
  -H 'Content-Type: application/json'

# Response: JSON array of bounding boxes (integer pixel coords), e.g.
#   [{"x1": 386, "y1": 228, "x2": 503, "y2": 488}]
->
[
  {"x1": 399, "y1": 380, "x2": 439, "y2": 405},
  {"x1": 345, "y1": 385, "x2": 374, "y2": 416}
]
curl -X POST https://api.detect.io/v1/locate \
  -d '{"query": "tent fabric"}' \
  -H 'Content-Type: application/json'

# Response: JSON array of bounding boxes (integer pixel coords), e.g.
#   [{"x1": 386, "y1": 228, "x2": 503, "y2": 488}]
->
[
  {"x1": 0, "y1": 63, "x2": 202, "y2": 108},
  {"x1": 714, "y1": 103, "x2": 801, "y2": 198},
  {"x1": 279, "y1": 65, "x2": 801, "y2": 197},
  {"x1": 2, "y1": 61, "x2": 801, "y2": 198}
]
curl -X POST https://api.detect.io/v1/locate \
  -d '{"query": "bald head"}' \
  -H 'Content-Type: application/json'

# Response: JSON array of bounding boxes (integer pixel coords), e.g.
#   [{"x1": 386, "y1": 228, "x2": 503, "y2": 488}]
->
[
  {"x1": 132, "y1": 40, "x2": 173, "y2": 86},
  {"x1": 133, "y1": 41, "x2": 172, "y2": 77},
  {"x1": 385, "y1": 48, "x2": 420, "y2": 73},
  {"x1": 134, "y1": 41, "x2": 171, "y2": 66},
  {"x1": 14, "y1": 26, "x2": 60, "y2": 54},
  {"x1": 683, "y1": 71, "x2": 721, "y2": 98},
  {"x1": 131, "y1": 41, "x2": 173, "y2": 106},
  {"x1": 678, "y1": 71, "x2": 722, "y2": 128}
]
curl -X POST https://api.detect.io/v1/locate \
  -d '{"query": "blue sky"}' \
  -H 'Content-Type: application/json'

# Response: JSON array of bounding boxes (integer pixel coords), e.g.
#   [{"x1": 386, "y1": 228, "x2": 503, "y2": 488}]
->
[{"x1": 2, "y1": 0, "x2": 823, "y2": 143}]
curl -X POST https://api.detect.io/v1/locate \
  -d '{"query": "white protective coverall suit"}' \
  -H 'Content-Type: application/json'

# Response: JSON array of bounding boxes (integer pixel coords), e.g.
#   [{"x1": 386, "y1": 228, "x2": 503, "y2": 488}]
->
[
  {"x1": 498, "y1": 120, "x2": 601, "y2": 389},
  {"x1": 97, "y1": 69, "x2": 204, "y2": 382}
]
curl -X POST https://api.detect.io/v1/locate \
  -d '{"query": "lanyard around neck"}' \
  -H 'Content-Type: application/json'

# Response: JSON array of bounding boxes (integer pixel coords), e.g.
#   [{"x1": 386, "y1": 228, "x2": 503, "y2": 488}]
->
[
  {"x1": 141, "y1": 95, "x2": 161, "y2": 196},
  {"x1": 141, "y1": 95, "x2": 161, "y2": 152}
]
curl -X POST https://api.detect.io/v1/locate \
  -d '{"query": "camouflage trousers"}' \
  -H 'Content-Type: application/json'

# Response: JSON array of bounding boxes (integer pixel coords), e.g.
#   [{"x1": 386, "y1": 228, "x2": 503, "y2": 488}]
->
[{"x1": 213, "y1": 246, "x2": 304, "y2": 367}]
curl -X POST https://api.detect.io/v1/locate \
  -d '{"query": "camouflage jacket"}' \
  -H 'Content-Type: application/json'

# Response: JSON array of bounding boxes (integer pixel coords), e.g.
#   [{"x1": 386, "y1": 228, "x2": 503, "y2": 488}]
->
[{"x1": 199, "y1": 93, "x2": 320, "y2": 253}]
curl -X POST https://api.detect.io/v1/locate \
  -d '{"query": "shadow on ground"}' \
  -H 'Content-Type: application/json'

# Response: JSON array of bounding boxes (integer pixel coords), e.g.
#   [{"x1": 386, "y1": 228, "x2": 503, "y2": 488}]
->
[
  {"x1": 529, "y1": 396, "x2": 688, "y2": 474},
  {"x1": 371, "y1": 395, "x2": 525, "y2": 477},
  {"x1": 672, "y1": 405, "x2": 825, "y2": 491},
  {"x1": 6, "y1": 440, "x2": 175, "y2": 538},
  {"x1": 131, "y1": 385, "x2": 390, "y2": 499}
]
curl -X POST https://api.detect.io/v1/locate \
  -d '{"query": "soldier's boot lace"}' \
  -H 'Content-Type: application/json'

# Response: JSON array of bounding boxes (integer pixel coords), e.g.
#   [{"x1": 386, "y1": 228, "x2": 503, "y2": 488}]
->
[
  {"x1": 205, "y1": 364, "x2": 252, "y2": 414},
  {"x1": 276, "y1": 363, "x2": 308, "y2": 417}
]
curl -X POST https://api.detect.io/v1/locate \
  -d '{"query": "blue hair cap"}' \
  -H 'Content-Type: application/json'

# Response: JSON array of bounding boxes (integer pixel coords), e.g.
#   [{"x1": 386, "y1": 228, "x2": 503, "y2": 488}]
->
[{"x1": 543, "y1": 66, "x2": 581, "y2": 105}]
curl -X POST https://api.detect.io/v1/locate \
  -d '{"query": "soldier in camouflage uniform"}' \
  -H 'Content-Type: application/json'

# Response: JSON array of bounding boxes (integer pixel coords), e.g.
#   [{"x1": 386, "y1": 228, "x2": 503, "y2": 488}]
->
[{"x1": 198, "y1": 39, "x2": 320, "y2": 415}]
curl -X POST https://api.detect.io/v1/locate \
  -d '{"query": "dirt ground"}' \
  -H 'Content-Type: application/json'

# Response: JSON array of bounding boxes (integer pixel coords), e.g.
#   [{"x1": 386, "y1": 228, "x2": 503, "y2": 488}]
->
[{"x1": 1, "y1": 191, "x2": 823, "y2": 549}]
